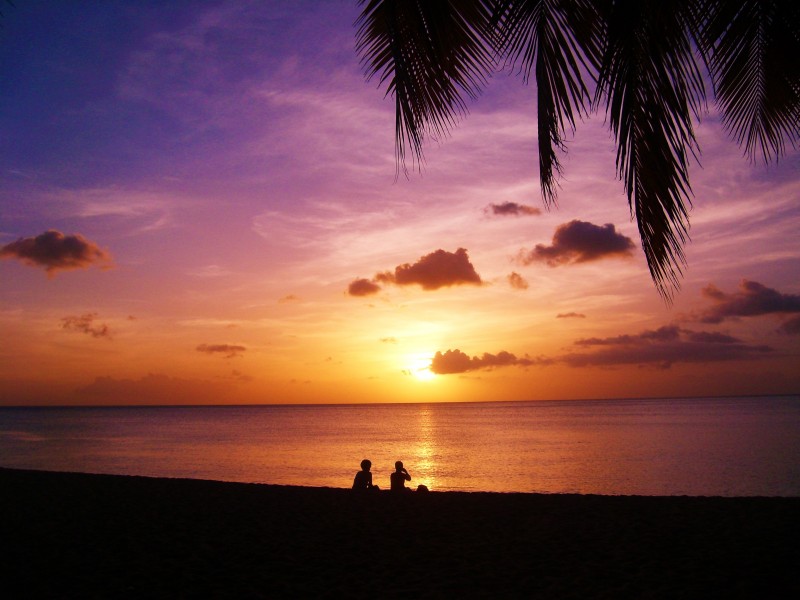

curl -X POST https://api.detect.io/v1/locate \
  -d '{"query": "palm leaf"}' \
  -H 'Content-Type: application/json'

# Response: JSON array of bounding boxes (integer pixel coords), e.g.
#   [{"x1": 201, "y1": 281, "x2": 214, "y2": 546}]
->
[
  {"x1": 355, "y1": 0, "x2": 496, "y2": 172},
  {"x1": 701, "y1": 0, "x2": 800, "y2": 162},
  {"x1": 595, "y1": 0, "x2": 706, "y2": 300},
  {"x1": 494, "y1": 0, "x2": 604, "y2": 207}
]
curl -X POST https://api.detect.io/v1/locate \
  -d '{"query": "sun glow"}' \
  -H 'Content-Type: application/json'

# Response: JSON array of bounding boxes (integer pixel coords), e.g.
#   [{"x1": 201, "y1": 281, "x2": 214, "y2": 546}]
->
[{"x1": 407, "y1": 355, "x2": 436, "y2": 382}]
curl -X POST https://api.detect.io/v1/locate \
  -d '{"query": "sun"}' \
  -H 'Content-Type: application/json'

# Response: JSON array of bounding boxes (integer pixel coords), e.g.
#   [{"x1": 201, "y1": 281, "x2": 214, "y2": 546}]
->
[{"x1": 407, "y1": 355, "x2": 436, "y2": 382}]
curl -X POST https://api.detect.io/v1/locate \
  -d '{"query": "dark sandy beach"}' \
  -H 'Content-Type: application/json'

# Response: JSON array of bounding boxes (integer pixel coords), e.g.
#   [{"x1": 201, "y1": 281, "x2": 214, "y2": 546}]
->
[{"x1": 2, "y1": 468, "x2": 797, "y2": 598}]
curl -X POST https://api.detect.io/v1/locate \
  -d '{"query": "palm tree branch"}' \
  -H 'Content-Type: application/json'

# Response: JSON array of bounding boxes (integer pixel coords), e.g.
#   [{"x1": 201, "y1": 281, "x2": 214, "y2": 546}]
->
[
  {"x1": 494, "y1": 0, "x2": 603, "y2": 206},
  {"x1": 355, "y1": 0, "x2": 496, "y2": 172},
  {"x1": 701, "y1": 0, "x2": 800, "y2": 162},
  {"x1": 596, "y1": 0, "x2": 705, "y2": 300}
]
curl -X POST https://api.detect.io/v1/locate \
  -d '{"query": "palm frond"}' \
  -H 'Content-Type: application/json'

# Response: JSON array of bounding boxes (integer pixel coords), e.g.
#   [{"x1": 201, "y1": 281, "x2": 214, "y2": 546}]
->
[
  {"x1": 701, "y1": 0, "x2": 800, "y2": 162},
  {"x1": 494, "y1": 0, "x2": 604, "y2": 207},
  {"x1": 596, "y1": 0, "x2": 706, "y2": 300},
  {"x1": 355, "y1": 0, "x2": 496, "y2": 173}
]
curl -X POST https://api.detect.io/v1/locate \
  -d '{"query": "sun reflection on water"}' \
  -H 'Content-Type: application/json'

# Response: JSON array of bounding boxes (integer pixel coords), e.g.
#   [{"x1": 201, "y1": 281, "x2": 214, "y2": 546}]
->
[{"x1": 409, "y1": 404, "x2": 439, "y2": 491}]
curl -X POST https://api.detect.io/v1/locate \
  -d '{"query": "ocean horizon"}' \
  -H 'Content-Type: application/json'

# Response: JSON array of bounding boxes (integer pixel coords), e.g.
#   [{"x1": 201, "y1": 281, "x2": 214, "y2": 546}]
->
[{"x1": 2, "y1": 395, "x2": 799, "y2": 496}]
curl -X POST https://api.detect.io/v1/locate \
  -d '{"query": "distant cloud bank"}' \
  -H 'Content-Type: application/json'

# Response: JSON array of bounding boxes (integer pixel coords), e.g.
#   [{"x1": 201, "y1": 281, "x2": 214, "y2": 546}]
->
[
  {"x1": 348, "y1": 248, "x2": 482, "y2": 296},
  {"x1": 0, "y1": 230, "x2": 112, "y2": 276},
  {"x1": 432, "y1": 324, "x2": 774, "y2": 374},
  {"x1": 77, "y1": 373, "x2": 231, "y2": 405},
  {"x1": 517, "y1": 220, "x2": 635, "y2": 266}
]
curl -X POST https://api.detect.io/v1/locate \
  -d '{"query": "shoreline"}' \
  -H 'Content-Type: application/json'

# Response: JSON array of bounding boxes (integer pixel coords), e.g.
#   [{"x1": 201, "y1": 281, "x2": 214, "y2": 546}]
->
[{"x1": 2, "y1": 467, "x2": 798, "y2": 597}]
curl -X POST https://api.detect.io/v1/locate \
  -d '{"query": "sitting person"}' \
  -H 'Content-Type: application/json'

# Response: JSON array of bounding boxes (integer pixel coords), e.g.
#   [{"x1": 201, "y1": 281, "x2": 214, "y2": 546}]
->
[
  {"x1": 390, "y1": 460, "x2": 412, "y2": 492},
  {"x1": 352, "y1": 459, "x2": 378, "y2": 491}
]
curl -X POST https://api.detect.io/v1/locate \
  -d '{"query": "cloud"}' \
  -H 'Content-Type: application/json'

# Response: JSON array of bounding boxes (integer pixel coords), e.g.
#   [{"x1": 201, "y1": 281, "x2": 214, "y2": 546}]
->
[
  {"x1": 432, "y1": 324, "x2": 775, "y2": 375},
  {"x1": 278, "y1": 294, "x2": 300, "y2": 303},
  {"x1": 379, "y1": 337, "x2": 397, "y2": 344},
  {"x1": 61, "y1": 313, "x2": 111, "y2": 339},
  {"x1": 430, "y1": 349, "x2": 552, "y2": 374},
  {"x1": 698, "y1": 280, "x2": 800, "y2": 324},
  {"x1": 484, "y1": 202, "x2": 541, "y2": 217},
  {"x1": 375, "y1": 248, "x2": 482, "y2": 290},
  {"x1": 563, "y1": 325, "x2": 773, "y2": 369},
  {"x1": 517, "y1": 220, "x2": 635, "y2": 266},
  {"x1": 0, "y1": 230, "x2": 112, "y2": 276},
  {"x1": 557, "y1": 312, "x2": 586, "y2": 319},
  {"x1": 348, "y1": 248, "x2": 483, "y2": 296},
  {"x1": 196, "y1": 343, "x2": 246, "y2": 358},
  {"x1": 508, "y1": 272, "x2": 529, "y2": 290},
  {"x1": 348, "y1": 278, "x2": 382, "y2": 297}
]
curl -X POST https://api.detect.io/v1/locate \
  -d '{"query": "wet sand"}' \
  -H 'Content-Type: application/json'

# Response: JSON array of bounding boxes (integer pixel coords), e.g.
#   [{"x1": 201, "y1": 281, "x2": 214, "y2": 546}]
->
[{"x1": 2, "y1": 467, "x2": 798, "y2": 598}]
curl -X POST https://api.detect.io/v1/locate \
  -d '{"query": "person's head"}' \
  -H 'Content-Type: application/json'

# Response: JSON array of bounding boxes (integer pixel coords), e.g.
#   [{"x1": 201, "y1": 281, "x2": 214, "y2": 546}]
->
[
  {"x1": 360, "y1": 459, "x2": 371, "y2": 471},
  {"x1": 395, "y1": 460, "x2": 403, "y2": 471}
]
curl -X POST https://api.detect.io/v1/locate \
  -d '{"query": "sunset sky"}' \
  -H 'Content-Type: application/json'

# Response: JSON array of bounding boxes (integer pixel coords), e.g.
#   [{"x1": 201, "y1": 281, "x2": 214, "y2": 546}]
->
[{"x1": 1, "y1": 1, "x2": 798, "y2": 406}]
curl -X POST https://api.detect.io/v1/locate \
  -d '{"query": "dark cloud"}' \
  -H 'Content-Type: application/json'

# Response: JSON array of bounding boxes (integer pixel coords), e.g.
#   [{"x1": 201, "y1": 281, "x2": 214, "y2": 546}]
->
[
  {"x1": 61, "y1": 313, "x2": 111, "y2": 339},
  {"x1": 557, "y1": 312, "x2": 586, "y2": 319},
  {"x1": 349, "y1": 248, "x2": 482, "y2": 295},
  {"x1": 379, "y1": 337, "x2": 397, "y2": 344},
  {"x1": 699, "y1": 280, "x2": 800, "y2": 324},
  {"x1": 430, "y1": 349, "x2": 552, "y2": 374},
  {"x1": 378, "y1": 248, "x2": 482, "y2": 290},
  {"x1": 484, "y1": 202, "x2": 541, "y2": 217},
  {"x1": 0, "y1": 230, "x2": 112, "y2": 276},
  {"x1": 564, "y1": 325, "x2": 772, "y2": 369},
  {"x1": 508, "y1": 272, "x2": 529, "y2": 290},
  {"x1": 348, "y1": 278, "x2": 381, "y2": 297},
  {"x1": 196, "y1": 343, "x2": 246, "y2": 358},
  {"x1": 279, "y1": 294, "x2": 299, "y2": 303},
  {"x1": 517, "y1": 220, "x2": 635, "y2": 266}
]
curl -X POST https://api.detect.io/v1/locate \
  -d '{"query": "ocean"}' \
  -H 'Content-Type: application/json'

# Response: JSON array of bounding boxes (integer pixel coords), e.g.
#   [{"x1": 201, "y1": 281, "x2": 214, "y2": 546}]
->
[{"x1": 1, "y1": 396, "x2": 799, "y2": 496}]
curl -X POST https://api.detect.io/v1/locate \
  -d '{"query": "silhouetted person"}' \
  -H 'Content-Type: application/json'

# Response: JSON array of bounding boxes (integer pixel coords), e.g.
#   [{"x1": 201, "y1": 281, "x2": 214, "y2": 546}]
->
[
  {"x1": 353, "y1": 459, "x2": 378, "y2": 491},
  {"x1": 390, "y1": 460, "x2": 411, "y2": 492}
]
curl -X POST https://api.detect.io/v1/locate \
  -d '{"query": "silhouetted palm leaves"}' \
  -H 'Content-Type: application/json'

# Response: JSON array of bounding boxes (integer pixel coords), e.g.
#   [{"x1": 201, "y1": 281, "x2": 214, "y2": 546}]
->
[{"x1": 356, "y1": 0, "x2": 799, "y2": 299}]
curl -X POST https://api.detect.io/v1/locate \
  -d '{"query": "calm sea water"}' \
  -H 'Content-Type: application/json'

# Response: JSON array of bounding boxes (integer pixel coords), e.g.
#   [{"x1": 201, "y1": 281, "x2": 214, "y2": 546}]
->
[{"x1": 1, "y1": 397, "x2": 799, "y2": 496}]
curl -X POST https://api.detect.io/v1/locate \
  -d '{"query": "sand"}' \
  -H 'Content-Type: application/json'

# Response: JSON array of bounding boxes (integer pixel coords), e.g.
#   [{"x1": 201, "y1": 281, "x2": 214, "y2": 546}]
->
[{"x1": 2, "y1": 467, "x2": 798, "y2": 598}]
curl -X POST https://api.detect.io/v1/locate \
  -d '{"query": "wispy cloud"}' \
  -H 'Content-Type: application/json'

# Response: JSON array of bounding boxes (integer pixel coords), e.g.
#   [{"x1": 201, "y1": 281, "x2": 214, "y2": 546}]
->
[
  {"x1": 196, "y1": 343, "x2": 246, "y2": 358},
  {"x1": 61, "y1": 313, "x2": 111, "y2": 339},
  {"x1": 507, "y1": 272, "x2": 529, "y2": 290}
]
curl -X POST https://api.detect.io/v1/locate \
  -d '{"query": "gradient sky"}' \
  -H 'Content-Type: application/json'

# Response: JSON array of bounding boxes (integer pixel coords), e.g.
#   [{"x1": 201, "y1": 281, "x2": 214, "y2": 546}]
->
[{"x1": 1, "y1": 1, "x2": 798, "y2": 405}]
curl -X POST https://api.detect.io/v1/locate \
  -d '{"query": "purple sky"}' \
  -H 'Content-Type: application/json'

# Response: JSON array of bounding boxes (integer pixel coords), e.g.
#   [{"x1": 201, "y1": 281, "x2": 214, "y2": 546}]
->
[{"x1": 1, "y1": 1, "x2": 798, "y2": 405}]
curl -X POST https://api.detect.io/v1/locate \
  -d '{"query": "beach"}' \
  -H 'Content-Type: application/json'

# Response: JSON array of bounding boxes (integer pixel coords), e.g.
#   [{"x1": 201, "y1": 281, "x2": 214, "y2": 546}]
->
[{"x1": 2, "y1": 468, "x2": 798, "y2": 598}]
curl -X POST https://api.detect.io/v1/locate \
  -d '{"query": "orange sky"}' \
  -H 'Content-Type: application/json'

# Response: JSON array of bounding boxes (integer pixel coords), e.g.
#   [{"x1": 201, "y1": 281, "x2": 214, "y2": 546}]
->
[{"x1": 1, "y1": 2, "x2": 798, "y2": 405}]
